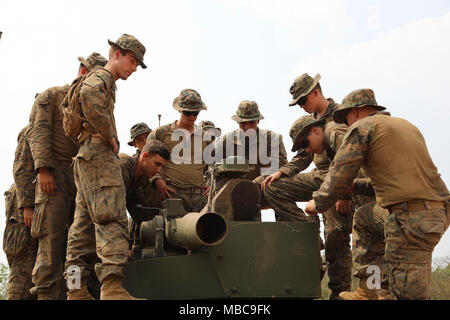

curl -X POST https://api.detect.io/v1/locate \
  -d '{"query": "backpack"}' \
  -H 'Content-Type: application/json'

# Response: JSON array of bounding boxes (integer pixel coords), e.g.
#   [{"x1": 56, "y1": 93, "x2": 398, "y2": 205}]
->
[{"x1": 59, "y1": 73, "x2": 90, "y2": 138}]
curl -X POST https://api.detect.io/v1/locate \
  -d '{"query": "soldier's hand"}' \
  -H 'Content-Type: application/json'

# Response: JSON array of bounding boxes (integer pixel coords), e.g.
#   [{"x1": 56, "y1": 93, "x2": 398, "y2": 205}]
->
[
  {"x1": 109, "y1": 137, "x2": 119, "y2": 153},
  {"x1": 202, "y1": 185, "x2": 211, "y2": 197},
  {"x1": 335, "y1": 199, "x2": 352, "y2": 214},
  {"x1": 155, "y1": 179, "x2": 176, "y2": 200},
  {"x1": 38, "y1": 167, "x2": 56, "y2": 195},
  {"x1": 261, "y1": 171, "x2": 283, "y2": 191},
  {"x1": 305, "y1": 200, "x2": 318, "y2": 216},
  {"x1": 23, "y1": 206, "x2": 34, "y2": 228}
]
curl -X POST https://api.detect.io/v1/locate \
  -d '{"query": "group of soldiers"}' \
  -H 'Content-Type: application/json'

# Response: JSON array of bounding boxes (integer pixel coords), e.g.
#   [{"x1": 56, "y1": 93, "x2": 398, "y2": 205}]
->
[{"x1": 2, "y1": 33, "x2": 449, "y2": 300}]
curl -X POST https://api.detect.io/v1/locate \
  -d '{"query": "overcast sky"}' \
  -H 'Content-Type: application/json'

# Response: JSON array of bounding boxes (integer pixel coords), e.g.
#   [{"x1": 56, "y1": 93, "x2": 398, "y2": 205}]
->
[{"x1": 1, "y1": 0, "x2": 449, "y2": 265}]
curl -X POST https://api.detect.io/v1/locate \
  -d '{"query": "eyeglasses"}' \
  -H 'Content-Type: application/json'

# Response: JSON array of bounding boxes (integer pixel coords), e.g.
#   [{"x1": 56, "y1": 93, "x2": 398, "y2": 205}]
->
[{"x1": 182, "y1": 110, "x2": 199, "y2": 116}]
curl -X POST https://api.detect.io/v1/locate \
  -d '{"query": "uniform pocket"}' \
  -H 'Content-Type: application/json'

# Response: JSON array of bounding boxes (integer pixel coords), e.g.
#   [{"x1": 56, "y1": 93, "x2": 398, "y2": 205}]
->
[
  {"x1": 92, "y1": 185, "x2": 126, "y2": 224},
  {"x1": 3, "y1": 219, "x2": 32, "y2": 256},
  {"x1": 31, "y1": 201, "x2": 48, "y2": 238}
]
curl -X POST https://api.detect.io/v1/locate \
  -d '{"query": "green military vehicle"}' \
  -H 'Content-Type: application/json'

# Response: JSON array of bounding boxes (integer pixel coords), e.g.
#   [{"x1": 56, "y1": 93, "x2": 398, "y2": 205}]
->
[{"x1": 123, "y1": 157, "x2": 322, "y2": 299}]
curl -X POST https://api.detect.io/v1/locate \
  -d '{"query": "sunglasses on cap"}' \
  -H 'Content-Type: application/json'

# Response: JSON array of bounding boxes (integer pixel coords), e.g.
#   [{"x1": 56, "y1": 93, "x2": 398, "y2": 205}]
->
[{"x1": 182, "y1": 110, "x2": 200, "y2": 116}]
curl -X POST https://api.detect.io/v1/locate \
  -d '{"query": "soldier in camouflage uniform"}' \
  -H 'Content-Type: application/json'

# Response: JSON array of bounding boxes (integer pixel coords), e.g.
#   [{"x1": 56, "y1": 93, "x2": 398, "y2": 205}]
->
[
  {"x1": 64, "y1": 34, "x2": 147, "y2": 300},
  {"x1": 258, "y1": 74, "x2": 353, "y2": 299},
  {"x1": 307, "y1": 89, "x2": 449, "y2": 300},
  {"x1": 25, "y1": 53, "x2": 107, "y2": 300},
  {"x1": 147, "y1": 89, "x2": 210, "y2": 212},
  {"x1": 128, "y1": 122, "x2": 152, "y2": 156},
  {"x1": 3, "y1": 127, "x2": 38, "y2": 300},
  {"x1": 216, "y1": 101, "x2": 287, "y2": 183}
]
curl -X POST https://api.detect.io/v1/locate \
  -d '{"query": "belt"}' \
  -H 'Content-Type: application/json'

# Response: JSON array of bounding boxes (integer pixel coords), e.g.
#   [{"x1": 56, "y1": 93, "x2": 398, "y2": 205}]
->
[{"x1": 388, "y1": 200, "x2": 446, "y2": 213}]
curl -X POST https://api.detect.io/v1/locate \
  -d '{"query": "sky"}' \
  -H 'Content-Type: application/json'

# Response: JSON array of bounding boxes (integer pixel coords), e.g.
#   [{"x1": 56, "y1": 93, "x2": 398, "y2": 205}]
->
[{"x1": 0, "y1": 0, "x2": 449, "y2": 266}]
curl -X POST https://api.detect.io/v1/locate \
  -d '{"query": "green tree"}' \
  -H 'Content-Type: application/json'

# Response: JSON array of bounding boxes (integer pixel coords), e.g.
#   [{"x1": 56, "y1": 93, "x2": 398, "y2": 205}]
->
[{"x1": 0, "y1": 262, "x2": 9, "y2": 300}]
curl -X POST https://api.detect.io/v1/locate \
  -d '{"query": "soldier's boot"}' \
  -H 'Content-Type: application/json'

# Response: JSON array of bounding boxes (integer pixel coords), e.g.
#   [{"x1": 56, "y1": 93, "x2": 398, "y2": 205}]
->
[
  {"x1": 37, "y1": 292, "x2": 53, "y2": 300},
  {"x1": 67, "y1": 287, "x2": 96, "y2": 300},
  {"x1": 378, "y1": 288, "x2": 394, "y2": 300},
  {"x1": 339, "y1": 280, "x2": 378, "y2": 300},
  {"x1": 100, "y1": 275, "x2": 145, "y2": 300}
]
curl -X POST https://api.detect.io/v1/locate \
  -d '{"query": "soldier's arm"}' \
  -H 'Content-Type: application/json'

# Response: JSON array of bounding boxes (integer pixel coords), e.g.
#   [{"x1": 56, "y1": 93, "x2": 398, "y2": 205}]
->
[
  {"x1": 13, "y1": 129, "x2": 36, "y2": 209},
  {"x1": 313, "y1": 126, "x2": 370, "y2": 212},
  {"x1": 278, "y1": 150, "x2": 313, "y2": 177},
  {"x1": 27, "y1": 89, "x2": 55, "y2": 170},
  {"x1": 79, "y1": 83, "x2": 115, "y2": 142}
]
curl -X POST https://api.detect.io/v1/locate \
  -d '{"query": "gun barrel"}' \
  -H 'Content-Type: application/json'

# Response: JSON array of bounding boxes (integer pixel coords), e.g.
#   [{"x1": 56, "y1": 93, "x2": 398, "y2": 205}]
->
[{"x1": 166, "y1": 211, "x2": 227, "y2": 250}]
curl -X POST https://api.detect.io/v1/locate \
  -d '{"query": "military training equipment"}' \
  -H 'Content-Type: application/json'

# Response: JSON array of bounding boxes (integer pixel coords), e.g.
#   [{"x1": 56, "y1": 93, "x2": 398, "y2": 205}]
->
[{"x1": 122, "y1": 156, "x2": 322, "y2": 299}]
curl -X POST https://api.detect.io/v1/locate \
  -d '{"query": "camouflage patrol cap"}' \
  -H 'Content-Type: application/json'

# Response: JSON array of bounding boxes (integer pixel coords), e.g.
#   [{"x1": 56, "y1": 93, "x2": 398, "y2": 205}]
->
[
  {"x1": 173, "y1": 89, "x2": 207, "y2": 112},
  {"x1": 199, "y1": 120, "x2": 221, "y2": 131},
  {"x1": 289, "y1": 73, "x2": 321, "y2": 106},
  {"x1": 108, "y1": 33, "x2": 147, "y2": 69},
  {"x1": 231, "y1": 100, "x2": 264, "y2": 122},
  {"x1": 333, "y1": 88, "x2": 386, "y2": 124},
  {"x1": 78, "y1": 52, "x2": 107, "y2": 72},
  {"x1": 127, "y1": 122, "x2": 152, "y2": 146},
  {"x1": 289, "y1": 115, "x2": 325, "y2": 152}
]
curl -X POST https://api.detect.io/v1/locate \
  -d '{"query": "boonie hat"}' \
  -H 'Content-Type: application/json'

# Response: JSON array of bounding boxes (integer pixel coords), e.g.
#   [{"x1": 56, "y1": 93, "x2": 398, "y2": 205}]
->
[
  {"x1": 108, "y1": 33, "x2": 147, "y2": 69},
  {"x1": 231, "y1": 100, "x2": 264, "y2": 122},
  {"x1": 333, "y1": 88, "x2": 386, "y2": 124},
  {"x1": 289, "y1": 73, "x2": 321, "y2": 106}
]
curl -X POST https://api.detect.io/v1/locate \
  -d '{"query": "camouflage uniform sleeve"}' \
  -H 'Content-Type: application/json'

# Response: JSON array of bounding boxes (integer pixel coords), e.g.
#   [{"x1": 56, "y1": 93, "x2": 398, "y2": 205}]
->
[
  {"x1": 13, "y1": 128, "x2": 36, "y2": 209},
  {"x1": 325, "y1": 123, "x2": 348, "y2": 153},
  {"x1": 353, "y1": 177, "x2": 375, "y2": 197},
  {"x1": 313, "y1": 124, "x2": 372, "y2": 212},
  {"x1": 79, "y1": 80, "x2": 115, "y2": 141},
  {"x1": 27, "y1": 88, "x2": 56, "y2": 170},
  {"x1": 278, "y1": 150, "x2": 313, "y2": 177}
]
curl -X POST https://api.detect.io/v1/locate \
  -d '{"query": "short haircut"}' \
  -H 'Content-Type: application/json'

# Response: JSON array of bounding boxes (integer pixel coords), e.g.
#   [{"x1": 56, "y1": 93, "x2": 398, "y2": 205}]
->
[
  {"x1": 142, "y1": 140, "x2": 170, "y2": 161},
  {"x1": 313, "y1": 83, "x2": 323, "y2": 95},
  {"x1": 109, "y1": 44, "x2": 128, "y2": 59}
]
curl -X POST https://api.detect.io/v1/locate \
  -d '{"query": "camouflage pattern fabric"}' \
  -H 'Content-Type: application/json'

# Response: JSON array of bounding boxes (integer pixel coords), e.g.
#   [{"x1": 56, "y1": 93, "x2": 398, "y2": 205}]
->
[
  {"x1": 172, "y1": 88, "x2": 207, "y2": 111},
  {"x1": 78, "y1": 67, "x2": 118, "y2": 143},
  {"x1": 12, "y1": 126, "x2": 36, "y2": 209},
  {"x1": 217, "y1": 128, "x2": 287, "y2": 181},
  {"x1": 26, "y1": 85, "x2": 79, "y2": 167},
  {"x1": 78, "y1": 52, "x2": 107, "y2": 72},
  {"x1": 108, "y1": 33, "x2": 147, "y2": 68},
  {"x1": 386, "y1": 205, "x2": 448, "y2": 299},
  {"x1": 65, "y1": 135, "x2": 129, "y2": 286},
  {"x1": 231, "y1": 100, "x2": 264, "y2": 122},
  {"x1": 30, "y1": 161, "x2": 76, "y2": 299},
  {"x1": 3, "y1": 185, "x2": 38, "y2": 300},
  {"x1": 26, "y1": 84, "x2": 79, "y2": 299},
  {"x1": 352, "y1": 200, "x2": 389, "y2": 289},
  {"x1": 313, "y1": 105, "x2": 448, "y2": 299},
  {"x1": 127, "y1": 122, "x2": 152, "y2": 146},
  {"x1": 332, "y1": 88, "x2": 386, "y2": 124},
  {"x1": 288, "y1": 73, "x2": 321, "y2": 106},
  {"x1": 259, "y1": 114, "x2": 352, "y2": 295}
]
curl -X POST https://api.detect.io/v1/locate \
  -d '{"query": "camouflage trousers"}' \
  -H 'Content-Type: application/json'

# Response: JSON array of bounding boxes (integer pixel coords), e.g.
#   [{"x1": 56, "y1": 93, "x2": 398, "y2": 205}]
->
[
  {"x1": 3, "y1": 195, "x2": 38, "y2": 300},
  {"x1": 257, "y1": 169, "x2": 353, "y2": 294},
  {"x1": 30, "y1": 161, "x2": 76, "y2": 299},
  {"x1": 167, "y1": 182, "x2": 208, "y2": 213},
  {"x1": 64, "y1": 139, "x2": 129, "y2": 287},
  {"x1": 352, "y1": 200, "x2": 389, "y2": 290},
  {"x1": 385, "y1": 200, "x2": 449, "y2": 300}
]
